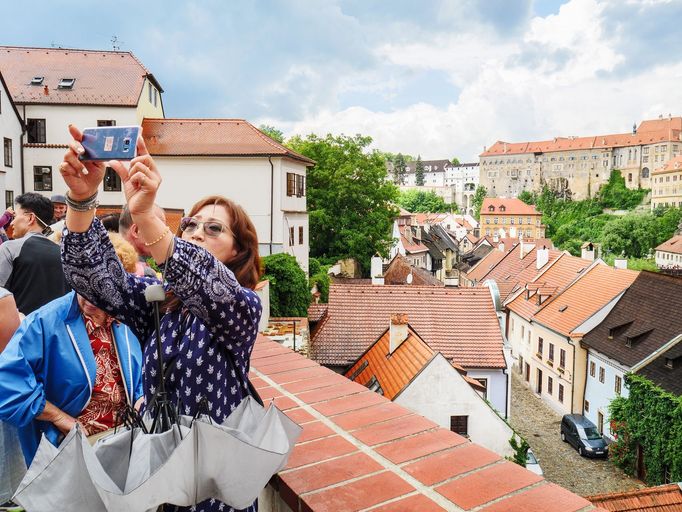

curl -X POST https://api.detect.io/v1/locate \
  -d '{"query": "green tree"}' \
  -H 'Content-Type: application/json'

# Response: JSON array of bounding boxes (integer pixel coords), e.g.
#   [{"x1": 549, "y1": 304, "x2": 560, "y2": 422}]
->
[
  {"x1": 517, "y1": 190, "x2": 536, "y2": 205},
  {"x1": 601, "y1": 214, "x2": 659, "y2": 258},
  {"x1": 393, "y1": 153, "x2": 407, "y2": 185},
  {"x1": 472, "y1": 185, "x2": 487, "y2": 220},
  {"x1": 287, "y1": 133, "x2": 399, "y2": 275},
  {"x1": 261, "y1": 253, "x2": 310, "y2": 317},
  {"x1": 451, "y1": 157, "x2": 460, "y2": 166},
  {"x1": 415, "y1": 155, "x2": 425, "y2": 186},
  {"x1": 597, "y1": 170, "x2": 648, "y2": 210},
  {"x1": 258, "y1": 124, "x2": 285, "y2": 144},
  {"x1": 397, "y1": 189, "x2": 451, "y2": 213}
]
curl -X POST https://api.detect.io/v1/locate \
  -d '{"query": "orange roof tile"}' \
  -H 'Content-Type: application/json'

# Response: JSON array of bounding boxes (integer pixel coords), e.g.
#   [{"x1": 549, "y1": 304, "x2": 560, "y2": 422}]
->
[
  {"x1": 465, "y1": 248, "x2": 509, "y2": 283},
  {"x1": 481, "y1": 198, "x2": 542, "y2": 216},
  {"x1": 141, "y1": 118, "x2": 314, "y2": 164},
  {"x1": 310, "y1": 284, "x2": 505, "y2": 368},
  {"x1": 345, "y1": 326, "x2": 435, "y2": 399},
  {"x1": 486, "y1": 247, "x2": 562, "y2": 301},
  {"x1": 655, "y1": 234, "x2": 682, "y2": 255},
  {"x1": 652, "y1": 155, "x2": 682, "y2": 175},
  {"x1": 413, "y1": 213, "x2": 449, "y2": 225},
  {"x1": 506, "y1": 253, "x2": 592, "y2": 321},
  {"x1": 96, "y1": 205, "x2": 184, "y2": 234},
  {"x1": 0, "y1": 46, "x2": 158, "y2": 106},
  {"x1": 533, "y1": 263, "x2": 639, "y2": 337},
  {"x1": 586, "y1": 483, "x2": 682, "y2": 511}
]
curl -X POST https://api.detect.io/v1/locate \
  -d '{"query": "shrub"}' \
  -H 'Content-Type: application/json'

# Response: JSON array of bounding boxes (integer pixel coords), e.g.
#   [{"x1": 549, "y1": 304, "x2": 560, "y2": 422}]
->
[{"x1": 261, "y1": 253, "x2": 310, "y2": 317}]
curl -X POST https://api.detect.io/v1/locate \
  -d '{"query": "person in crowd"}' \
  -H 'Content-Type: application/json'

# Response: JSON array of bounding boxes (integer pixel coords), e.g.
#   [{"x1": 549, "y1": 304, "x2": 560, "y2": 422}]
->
[
  {"x1": 119, "y1": 203, "x2": 167, "y2": 277},
  {"x1": 0, "y1": 207, "x2": 14, "y2": 245},
  {"x1": 0, "y1": 193, "x2": 69, "y2": 315},
  {"x1": 0, "y1": 236, "x2": 144, "y2": 466},
  {"x1": 0, "y1": 287, "x2": 24, "y2": 510},
  {"x1": 50, "y1": 194, "x2": 67, "y2": 224},
  {"x1": 99, "y1": 212, "x2": 120, "y2": 233},
  {"x1": 59, "y1": 124, "x2": 262, "y2": 512}
]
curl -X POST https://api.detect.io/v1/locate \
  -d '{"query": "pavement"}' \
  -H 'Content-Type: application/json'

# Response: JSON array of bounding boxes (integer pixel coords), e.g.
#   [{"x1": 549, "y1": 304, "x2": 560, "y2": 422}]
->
[{"x1": 509, "y1": 371, "x2": 645, "y2": 497}]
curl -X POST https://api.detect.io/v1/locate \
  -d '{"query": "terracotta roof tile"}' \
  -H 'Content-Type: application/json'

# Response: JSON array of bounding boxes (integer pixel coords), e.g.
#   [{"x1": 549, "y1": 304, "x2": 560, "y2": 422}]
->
[
  {"x1": 586, "y1": 483, "x2": 682, "y2": 511},
  {"x1": 465, "y1": 248, "x2": 509, "y2": 283},
  {"x1": 310, "y1": 284, "x2": 505, "y2": 368},
  {"x1": 307, "y1": 303, "x2": 328, "y2": 323},
  {"x1": 141, "y1": 118, "x2": 314, "y2": 164},
  {"x1": 653, "y1": 155, "x2": 682, "y2": 175},
  {"x1": 96, "y1": 205, "x2": 184, "y2": 234},
  {"x1": 383, "y1": 254, "x2": 444, "y2": 287},
  {"x1": 481, "y1": 197, "x2": 542, "y2": 216},
  {"x1": 0, "y1": 46, "x2": 156, "y2": 106},
  {"x1": 533, "y1": 263, "x2": 639, "y2": 337},
  {"x1": 655, "y1": 234, "x2": 682, "y2": 255}
]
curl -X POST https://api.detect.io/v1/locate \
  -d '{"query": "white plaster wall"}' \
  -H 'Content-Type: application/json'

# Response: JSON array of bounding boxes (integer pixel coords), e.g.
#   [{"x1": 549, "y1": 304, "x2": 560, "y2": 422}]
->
[
  {"x1": 283, "y1": 212, "x2": 309, "y2": 274},
  {"x1": 584, "y1": 350, "x2": 629, "y2": 441},
  {"x1": 465, "y1": 368, "x2": 507, "y2": 417},
  {"x1": 0, "y1": 87, "x2": 23, "y2": 207},
  {"x1": 395, "y1": 354, "x2": 514, "y2": 457}
]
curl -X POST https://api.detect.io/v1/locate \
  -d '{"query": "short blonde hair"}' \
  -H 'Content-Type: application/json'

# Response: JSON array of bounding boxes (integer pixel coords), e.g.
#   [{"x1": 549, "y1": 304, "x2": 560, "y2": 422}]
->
[{"x1": 109, "y1": 232, "x2": 138, "y2": 274}]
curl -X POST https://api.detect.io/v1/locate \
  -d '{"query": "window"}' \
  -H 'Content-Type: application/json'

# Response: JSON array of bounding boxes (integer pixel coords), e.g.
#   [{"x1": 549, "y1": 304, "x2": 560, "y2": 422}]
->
[
  {"x1": 288, "y1": 226, "x2": 295, "y2": 246},
  {"x1": 57, "y1": 78, "x2": 75, "y2": 89},
  {"x1": 559, "y1": 349, "x2": 566, "y2": 368},
  {"x1": 33, "y1": 166, "x2": 52, "y2": 191},
  {"x1": 548, "y1": 343, "x2": 554, "y2": 361},
  {"x1": 558, "y1": 384, "x2": 564, "y2": 403},
  {"x1": 615, "y1": 375, "x2": 622, "y2": 395},
  {"x1": 97, "y1": 120, "x2": 116, "y2": 127},
  {"x1": 3, "y1": 138, "x2": 11, "y2": 167},
  {"x1": 521, "y1": 325, "x2": 525, "y2": 339},
  {"x1": 537, "y1": 337, "x2": 544, "y2": 356},
  {"x1": 153, "y1": 87, "x2": 158, "y2": 107},
  {"x1": 298, "y1": 226, "x2": 303, "y2": 245},
  {"x1": 27, "y1": 119, "x2": 46, "y2": 143},
  {"x1": 103, "y1": 167, "x2": 122, "y2": 191},
  {"x1": 584, "y1": 400, "x2": 590, "y2": 413},
  {"x1": 30, "y1": 76, "x2": 44, "y2": 85},
  {"x1": 5, "y1": 190, "x2": 14, "y2": 210},
  {"x1": 518, "y1": 355, "x2": 524, "y2": 374},
  {"x1": 547, "y1": 376, "x2": 553, "y2": 395},
  {"x1": 665, "y1": 357, "x2": 674, "y2": 369},
  {"x1": 296, "y1": 174, "x2": 305, "y2": 197},
  {"x1": 450, "y1": 415, "x2": 468, "y2": 436},
  {"x1": 287, "y1": 173, "x2": 296, "y2": 196},
  {"x1": 599, "y1": 366, "x2": 605, "y2": 383},
  {"x1": 475, "y1": 378, "x2": 488, "y2": 398},
  {"x1": 590, "y1": 361, "x2": 595, "y2": 377},
  {"x1": 148, "y1": 82, "x2": 153, "y2": 103}
]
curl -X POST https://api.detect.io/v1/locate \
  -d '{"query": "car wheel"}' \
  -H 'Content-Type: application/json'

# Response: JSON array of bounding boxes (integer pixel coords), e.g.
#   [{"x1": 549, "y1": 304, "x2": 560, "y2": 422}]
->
[
  {"x1": 578, "y1": 447, "x2": 584, "y2": 457},
  {"x1": 561, "y1": 432, "x2": 566, "y2": 442}
]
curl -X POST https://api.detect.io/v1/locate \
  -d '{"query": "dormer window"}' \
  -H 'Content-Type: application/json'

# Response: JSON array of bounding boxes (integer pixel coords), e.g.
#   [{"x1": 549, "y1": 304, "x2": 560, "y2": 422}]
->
[
  {"x1": 58, "y1": 78, "x2": 75, "y2": 89},
  {"x1": 488, "y1": 205, "x2": 495, "y2": 212},
  {"x1": 500, "y1": 205, "x2": 506, "y2": 212},
  {"x1": 30, "y1": 76, "x2": 44, "y2": 85},
  {"x1": 665, "y1": 357, "x2": 674, "y2": 369}
]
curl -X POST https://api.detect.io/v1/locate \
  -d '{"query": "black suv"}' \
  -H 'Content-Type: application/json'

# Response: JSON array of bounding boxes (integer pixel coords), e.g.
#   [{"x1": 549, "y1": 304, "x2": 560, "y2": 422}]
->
[{"x1": 560, "y1": 414, "x2": 609, "y2": 458}]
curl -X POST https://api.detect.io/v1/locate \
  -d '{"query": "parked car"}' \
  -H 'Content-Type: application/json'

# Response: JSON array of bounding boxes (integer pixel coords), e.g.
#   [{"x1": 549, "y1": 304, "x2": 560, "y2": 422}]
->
[
  {"x1": 525, "y1": 448, "x2": 543, "y2": 476},
  {"x1": 561, "y1": 414, "x2": 609, "y2": 458}
]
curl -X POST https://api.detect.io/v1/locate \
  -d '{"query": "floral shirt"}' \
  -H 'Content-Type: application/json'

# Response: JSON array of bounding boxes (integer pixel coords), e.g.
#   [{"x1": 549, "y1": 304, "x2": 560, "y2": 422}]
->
[
  {"x1": 62, "y1": 219, "x2": 262, "y2": 512},
  {"x1": 78, "y1": 316, "x2": 126, "y2": 434}
]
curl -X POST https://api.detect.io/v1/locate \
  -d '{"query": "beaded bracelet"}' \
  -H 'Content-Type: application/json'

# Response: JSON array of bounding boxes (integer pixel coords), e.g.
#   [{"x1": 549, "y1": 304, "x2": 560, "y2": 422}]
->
[
  {"x1": 144, "y1": 227, "x2": 171, "y2": 247},
  {"x1": 65, "y1": 191, "x2": 99, "y2": 212}
]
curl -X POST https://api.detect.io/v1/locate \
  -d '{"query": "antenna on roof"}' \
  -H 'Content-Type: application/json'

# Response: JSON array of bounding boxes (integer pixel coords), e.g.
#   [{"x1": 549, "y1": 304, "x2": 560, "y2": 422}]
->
[
  {"x1": 50, "y1": 41, "x2": 65, "y2": 49},
  {"x1": 111, "y1": 35, "x2": 123, "y2": 51}
]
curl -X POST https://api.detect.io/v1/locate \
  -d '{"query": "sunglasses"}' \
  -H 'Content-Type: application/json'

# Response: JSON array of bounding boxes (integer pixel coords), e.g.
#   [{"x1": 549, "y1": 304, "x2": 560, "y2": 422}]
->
[{"x1": 179, "y1": 217, "x2": 231, "y2": 238}]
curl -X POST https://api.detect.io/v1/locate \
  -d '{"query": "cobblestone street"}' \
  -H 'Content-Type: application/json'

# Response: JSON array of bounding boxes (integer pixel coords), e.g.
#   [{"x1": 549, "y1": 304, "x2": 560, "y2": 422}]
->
[{"x1": 509, "y1": 372, "x2": 644, "y2": 497}]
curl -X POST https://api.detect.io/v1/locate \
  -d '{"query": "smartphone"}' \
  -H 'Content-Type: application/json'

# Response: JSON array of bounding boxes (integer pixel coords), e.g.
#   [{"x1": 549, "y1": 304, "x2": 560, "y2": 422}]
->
[{"x1": 79, "y1": 126, "x2": 140, "y2": 161}]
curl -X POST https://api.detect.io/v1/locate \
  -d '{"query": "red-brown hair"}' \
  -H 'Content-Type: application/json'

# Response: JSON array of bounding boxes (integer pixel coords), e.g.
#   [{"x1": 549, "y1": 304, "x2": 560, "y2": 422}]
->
[{"x1": 180, "y1": 195, "x2": 261, "y2": 289}]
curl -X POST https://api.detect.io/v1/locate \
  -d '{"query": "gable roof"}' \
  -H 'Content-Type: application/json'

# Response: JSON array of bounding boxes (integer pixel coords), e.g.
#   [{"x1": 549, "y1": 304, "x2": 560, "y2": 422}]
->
[
  {"x1": 383, "y1": 254, "x2": 444, "y2": 287},
  {"x1": 582, "y1": 271, "x2": 682, "y2": 366},
  {"x1": 507, "y1": 253, "x2": 592, "y2": 321},
  {"x1": 141, "y1": 118, "x2": 314, "y2": 164},
  {"x1": 652, "y1": 155, "x2": 682, "y2": 175},
  {"x1": 637, "y1": 335, "x2": 682, "y2": 395},
  {"x1": 586, "y1": 483, "x2": 682, "y2": 511},
  {"x1": 481, "y1": 198, "x2": 541, "y2": 216},
  {"x1": 465, "y1": 247, "x2": 509, "y2": 283},
  {"x1": 533, "y1": 263, "x2": 639, "y2": 338},
  {"x1": 0, "y1": 46, "x2": 160, "y2": 106},
  {"x1": 655, "y1": 234, "x2": 682, "y2": 255},
  {"x1": 0, "y1": 70, "x2": 23, "y2": 126},
  {"x1": 310, "y1": 284, "x2": 505, "y2": 369}
]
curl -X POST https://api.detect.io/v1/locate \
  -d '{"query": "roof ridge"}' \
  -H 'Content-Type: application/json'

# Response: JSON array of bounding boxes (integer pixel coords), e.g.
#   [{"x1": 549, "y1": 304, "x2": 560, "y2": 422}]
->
[{"x1": 0, "y1": 45, "x2": 134, "y2": 56}]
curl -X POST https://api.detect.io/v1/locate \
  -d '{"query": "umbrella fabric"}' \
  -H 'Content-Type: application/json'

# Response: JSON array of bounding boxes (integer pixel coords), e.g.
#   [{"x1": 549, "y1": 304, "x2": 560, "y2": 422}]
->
[
  {"x1": 193, "y1": 397, "x2": 303, "y2": 510},
  {"x1": 0, "y1": 422, "x2": 26, "y2": 503},
  {"x1": 13, "y1": 427, "x2": 106, "y2": 512}
]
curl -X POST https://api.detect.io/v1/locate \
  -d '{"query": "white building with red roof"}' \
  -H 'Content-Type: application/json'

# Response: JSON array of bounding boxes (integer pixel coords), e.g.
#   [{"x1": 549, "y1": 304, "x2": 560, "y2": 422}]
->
[{"x1": 0, "y1": 70, "x2": 23, "y2": 209}]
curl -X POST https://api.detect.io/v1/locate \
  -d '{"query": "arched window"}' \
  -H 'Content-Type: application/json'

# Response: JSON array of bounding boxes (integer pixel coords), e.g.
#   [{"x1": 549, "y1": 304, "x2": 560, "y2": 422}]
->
[{"x1": 641, "y1": 167, "x2": 650, "y2": 178}]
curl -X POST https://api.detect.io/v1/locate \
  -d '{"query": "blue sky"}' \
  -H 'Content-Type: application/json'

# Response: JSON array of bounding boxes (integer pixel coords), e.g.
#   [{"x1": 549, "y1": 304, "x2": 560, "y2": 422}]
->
[{"x1": 2, "y1": 0, "x2": 681, "y2": 160}]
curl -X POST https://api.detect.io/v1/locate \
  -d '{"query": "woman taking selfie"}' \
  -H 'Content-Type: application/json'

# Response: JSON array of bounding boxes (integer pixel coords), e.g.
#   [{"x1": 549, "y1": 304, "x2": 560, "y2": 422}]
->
[{"x1": 59, "y1": 125, "x2": 262, "y2": 512}]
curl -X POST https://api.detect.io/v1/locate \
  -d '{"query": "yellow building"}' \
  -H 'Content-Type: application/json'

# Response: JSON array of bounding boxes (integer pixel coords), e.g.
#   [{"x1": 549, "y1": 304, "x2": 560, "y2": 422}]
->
[
  {"x1": 480, "y1": 198, "x2": 545, "y2": 239},
  {"x1": 651, "y1": 155, "x2": 682, "y2": 209}
]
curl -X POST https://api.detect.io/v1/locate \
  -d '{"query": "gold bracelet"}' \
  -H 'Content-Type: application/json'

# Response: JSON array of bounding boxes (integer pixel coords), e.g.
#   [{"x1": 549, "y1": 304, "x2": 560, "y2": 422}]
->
[{"x1": 144, "y1": 227, "x2": 171, "y2": 247}]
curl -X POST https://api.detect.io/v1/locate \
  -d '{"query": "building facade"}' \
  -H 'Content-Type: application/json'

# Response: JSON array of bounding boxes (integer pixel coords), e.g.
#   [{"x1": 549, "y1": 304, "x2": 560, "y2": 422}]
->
[
  {"x1": 479, "y1": 197, "x2": 545, "y2": 239},
  {"x1": 651, "y1": 155, "x2": 682, "y2": 209},
  {"x1": 479, "y1": 117, "x2": 682, "y2": 200},
  {"x1": 0, "y1": 71, "x2": 23, "y2": 209}
]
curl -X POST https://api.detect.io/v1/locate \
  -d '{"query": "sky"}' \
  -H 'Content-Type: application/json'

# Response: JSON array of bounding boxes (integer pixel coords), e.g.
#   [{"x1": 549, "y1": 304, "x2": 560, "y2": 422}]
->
[{"x1": 2, "y1": 0, "x2": 682, "y2": 161}]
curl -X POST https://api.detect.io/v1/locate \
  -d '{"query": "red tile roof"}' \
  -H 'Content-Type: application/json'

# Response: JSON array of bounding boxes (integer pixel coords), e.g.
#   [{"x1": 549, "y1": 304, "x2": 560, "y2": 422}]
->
[
  {"x1": 141, "y1": 118, "x2": 314, "y2": 164},
  {"x1": 383, "y1": 254, "x2": 444, "y2": 287},
  {"x1": 533, "y1": 263, "x2": 639, "y2": 337},
  {"x1": 465, "y1": 248, "x2": 509, "y2": 283},
  {"x1": 250, "y1": 336, "x2": 594, "y2": 512},
  {"x1": 586, "y1": 483, "x2": 682, "y2": 511},
  {"x1": 481, "y1": 197, "x2": 542, "y2": 216},
  {"x1": 0, "y1": 46, "x2": 159, "y2": 106},
  {"x1": 307, "y1": 303, "x2": 328, "y2": 323},
  {"x1": 655, "y1": 235, "x2": 682, "y2": 255},
  {"x1": 310, "y1": 284, "x2": 506, "y2": 368},
  {"x1": 652, "y1": 155, "x2": 682, "y2": 175}
]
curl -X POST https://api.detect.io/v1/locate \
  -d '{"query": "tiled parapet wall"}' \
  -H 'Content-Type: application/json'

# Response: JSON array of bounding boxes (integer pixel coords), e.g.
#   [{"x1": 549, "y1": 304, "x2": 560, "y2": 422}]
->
[{"x1": 251, "y1": 337, "x2": 601, "y2": 512}]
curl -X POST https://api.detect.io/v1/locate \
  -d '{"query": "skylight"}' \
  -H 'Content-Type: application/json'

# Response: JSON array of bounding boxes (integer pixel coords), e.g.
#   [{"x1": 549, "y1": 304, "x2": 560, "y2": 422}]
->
[
  {"x1": 58, "y1": 78, "x2": 76, "y2": 89},
  {"x1": 558, "y1": 305, "x2": 568, "y2": 312},
  {"x1": 30, "y1": 76, "x2": 44, "y2": 85}
]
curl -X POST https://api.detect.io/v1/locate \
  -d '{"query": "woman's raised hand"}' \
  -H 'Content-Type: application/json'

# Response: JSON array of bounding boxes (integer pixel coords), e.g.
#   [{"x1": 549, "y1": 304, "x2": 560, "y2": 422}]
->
[
  {"x1": 60, "y1": 125, "x2": 107, "y2": 200},
  {"x1": 108, "y1": 134, "x2": 161, "y2": 216}
]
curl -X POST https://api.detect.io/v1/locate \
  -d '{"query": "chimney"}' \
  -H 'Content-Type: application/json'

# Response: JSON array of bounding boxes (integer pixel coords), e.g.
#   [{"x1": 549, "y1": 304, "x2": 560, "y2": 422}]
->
[
  {"x1": 581, "y1": 242, "x2": 596, "y2": 261},
  {"x1": 519, "y1": 234, "x2": 525, "y2": 259},
  {"x1": 371, "y1": 255, "x2": 384, "y2": 285},
  {"x1": 498, "y1": 241, "x2": 505, "y2": 253},
  {"x1": 614, "y1": 258, "x2": 628, "y2": 270},
  {"x1": 43, "y1": 85, "x2": 49, "y2": 96},
  {"x1": 493, "y1": 233, "x2": 499, "y2": 243},
  {"x1": 536, "y1": 246, "x2": 549, "y2": 269},
  {"x1": 389, "y1": 314, "x2": 409, "y2": 354}
]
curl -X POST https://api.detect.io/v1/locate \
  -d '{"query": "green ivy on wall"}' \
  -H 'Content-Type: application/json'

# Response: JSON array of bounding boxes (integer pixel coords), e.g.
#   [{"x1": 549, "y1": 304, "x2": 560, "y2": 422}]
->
[{"x1": 609, "y1": 374, "x2": 682, "y2": 485}]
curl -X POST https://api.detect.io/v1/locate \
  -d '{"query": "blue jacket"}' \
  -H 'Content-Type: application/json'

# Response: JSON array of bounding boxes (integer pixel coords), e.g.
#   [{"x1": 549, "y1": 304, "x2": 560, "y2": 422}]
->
[{"x1": 0, "y1": 291, "x2": 143, "y2": 464}]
